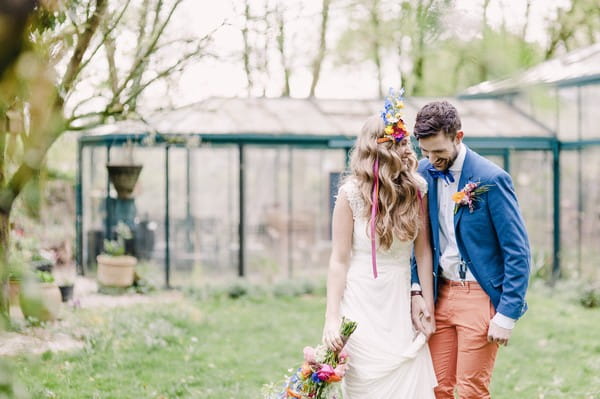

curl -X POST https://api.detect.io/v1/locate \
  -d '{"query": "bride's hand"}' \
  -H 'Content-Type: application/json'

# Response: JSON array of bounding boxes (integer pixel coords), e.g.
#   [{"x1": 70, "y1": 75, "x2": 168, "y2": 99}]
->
[
  {"x1": 322, "y1": 317, "x2": 344, "y2": 352},
  {"x1": 411, "y1": 295, "x2": 435, "y2": 339}
]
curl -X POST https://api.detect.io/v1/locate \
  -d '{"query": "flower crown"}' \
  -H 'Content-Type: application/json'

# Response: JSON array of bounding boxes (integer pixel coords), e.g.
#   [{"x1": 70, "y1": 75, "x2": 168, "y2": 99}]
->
[{"x1": 377, "y1": 88, "x2": 409, "y2": 144}]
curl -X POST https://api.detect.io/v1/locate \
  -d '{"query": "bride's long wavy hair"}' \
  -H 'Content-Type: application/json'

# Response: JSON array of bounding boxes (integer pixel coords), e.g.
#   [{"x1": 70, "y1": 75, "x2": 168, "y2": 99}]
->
[{"x1": 346, "y1": 115, "x2": 423, "y2": 248}]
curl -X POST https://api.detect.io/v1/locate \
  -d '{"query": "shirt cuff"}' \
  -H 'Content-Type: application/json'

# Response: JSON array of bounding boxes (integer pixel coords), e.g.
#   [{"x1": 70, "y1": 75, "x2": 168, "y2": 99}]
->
[
  {"x1": 411, "y1": 283, "x2": 422, "y2": 292},
  {"x1": 492, "y1": 312, "x2": 516, "y2": 330}
]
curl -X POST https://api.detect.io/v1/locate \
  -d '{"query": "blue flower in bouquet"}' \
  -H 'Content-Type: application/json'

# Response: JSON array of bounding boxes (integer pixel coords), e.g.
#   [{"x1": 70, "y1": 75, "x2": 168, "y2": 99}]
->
[{"x1": 311, "y1": 372, "x2": 321, "y2": 383}]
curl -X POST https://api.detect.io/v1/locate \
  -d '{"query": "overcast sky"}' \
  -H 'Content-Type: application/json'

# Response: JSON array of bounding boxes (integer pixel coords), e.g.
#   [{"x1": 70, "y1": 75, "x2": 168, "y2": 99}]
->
[{"x1": 72, "y1": 0, "x2": 571, "y2": 114}]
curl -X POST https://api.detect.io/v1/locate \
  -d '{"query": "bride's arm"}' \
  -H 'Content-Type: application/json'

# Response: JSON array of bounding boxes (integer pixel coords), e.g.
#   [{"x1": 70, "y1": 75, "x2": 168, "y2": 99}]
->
[
  {"x1": 413, "y1": 194, "x2": 435, "y2": 333},
  {"x1": 323, "y1": 190, "x2": 353, "y2": 352}
]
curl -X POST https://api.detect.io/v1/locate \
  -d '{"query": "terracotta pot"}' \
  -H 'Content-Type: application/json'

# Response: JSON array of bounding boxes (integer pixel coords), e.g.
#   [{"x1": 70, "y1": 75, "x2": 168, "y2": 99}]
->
[
  {"x1": 19, "y1": 282, "x2": 62, "y2": 322},
  {"x1": 8, "y1": 280, "x2": 20, "y2": 307},
  {"x1": 96, "y1": 254, "x2": 137, "y2": 287}
]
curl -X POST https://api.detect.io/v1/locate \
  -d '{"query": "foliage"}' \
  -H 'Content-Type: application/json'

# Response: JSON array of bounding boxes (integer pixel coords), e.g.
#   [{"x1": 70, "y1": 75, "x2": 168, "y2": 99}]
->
[
  {"x1": 34, "y1": 271, "x2": 54, "y2": 284},
  {"x1": 545, "y1": 0, "x2": 600, "y2": 59},
  {"x1": 0, "y1": 360, "x2": 28, "y2": 399},
  {"x1": 102, "y1": 221, "x2": 132, "y2": 257},
  {"x1": 579, "y1": 286, "x2": 600, "y2": 308},
  {"x1": 422, "y1": 29, "x2": 544, "y2": 95}
]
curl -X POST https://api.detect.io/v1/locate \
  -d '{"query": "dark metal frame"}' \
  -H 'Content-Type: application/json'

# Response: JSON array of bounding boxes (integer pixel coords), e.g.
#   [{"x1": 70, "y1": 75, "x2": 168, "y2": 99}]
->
[{"x1": 76, "y1": 132, "x2": 600, "y2": 287}]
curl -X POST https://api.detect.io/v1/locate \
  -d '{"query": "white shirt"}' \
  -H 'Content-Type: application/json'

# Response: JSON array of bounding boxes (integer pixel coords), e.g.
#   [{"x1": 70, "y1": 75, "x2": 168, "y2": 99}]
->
[
  {"x1": 437, "y1": 143, "x2": 477, "y2": 282},
  {"x1": 414, "y1": 143, "x2": 515, "y2": 329}
]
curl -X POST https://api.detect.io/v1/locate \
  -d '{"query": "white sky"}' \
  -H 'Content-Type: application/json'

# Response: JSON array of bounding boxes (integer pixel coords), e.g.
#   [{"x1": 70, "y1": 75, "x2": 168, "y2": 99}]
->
[{"x1": 69, "y1": 0, "x2": 573, "y2": 115}]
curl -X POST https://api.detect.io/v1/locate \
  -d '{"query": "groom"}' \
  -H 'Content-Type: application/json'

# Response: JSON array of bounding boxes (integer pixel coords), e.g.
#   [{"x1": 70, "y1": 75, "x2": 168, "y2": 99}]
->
[{"x1": 410, "y1": 101, "x2": 531, "y2": 399}]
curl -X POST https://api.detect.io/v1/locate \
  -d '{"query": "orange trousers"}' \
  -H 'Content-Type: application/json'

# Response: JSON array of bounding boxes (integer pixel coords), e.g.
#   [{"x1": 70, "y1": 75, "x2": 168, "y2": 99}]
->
[{"x1": 429, "y1": 280, "x2": 499, "y2": 399}]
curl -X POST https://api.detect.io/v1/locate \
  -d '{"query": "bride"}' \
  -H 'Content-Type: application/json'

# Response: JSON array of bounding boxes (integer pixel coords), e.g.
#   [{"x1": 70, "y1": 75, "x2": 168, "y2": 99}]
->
[{"x1": 322, "y1": 90, "x2": 437, "y2": 398}]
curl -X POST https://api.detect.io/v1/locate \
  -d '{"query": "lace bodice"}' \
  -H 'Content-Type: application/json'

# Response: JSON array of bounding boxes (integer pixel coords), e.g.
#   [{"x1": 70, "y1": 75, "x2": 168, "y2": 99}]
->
[{"x1": 338, "y1": 176, "x2": 427, "y2": 266}]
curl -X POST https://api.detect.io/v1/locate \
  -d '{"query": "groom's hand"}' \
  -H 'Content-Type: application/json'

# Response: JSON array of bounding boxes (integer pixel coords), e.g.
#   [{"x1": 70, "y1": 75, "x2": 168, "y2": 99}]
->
[
  {"x1": 411, "y1": 295, "x2": 435, "y2": 339},
  {"x1": 487, "y1": 321, "x2": 512, "y2": 346}
]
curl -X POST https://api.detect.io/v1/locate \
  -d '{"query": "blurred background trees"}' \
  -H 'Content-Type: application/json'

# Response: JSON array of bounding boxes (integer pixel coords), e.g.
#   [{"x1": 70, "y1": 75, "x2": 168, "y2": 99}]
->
[{"x1": 228, "y1": 0, "x2": 599, "y2": 97}]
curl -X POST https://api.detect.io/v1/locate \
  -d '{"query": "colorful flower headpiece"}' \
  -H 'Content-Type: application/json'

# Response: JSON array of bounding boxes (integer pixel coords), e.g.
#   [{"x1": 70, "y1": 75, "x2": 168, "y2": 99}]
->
[{"x1": 377, "y1": 88, "x2": 409, "y2": 144}]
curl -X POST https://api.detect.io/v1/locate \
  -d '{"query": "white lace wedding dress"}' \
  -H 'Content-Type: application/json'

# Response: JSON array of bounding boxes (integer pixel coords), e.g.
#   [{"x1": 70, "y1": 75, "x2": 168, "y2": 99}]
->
[{"x1": 338, "y1": 178, "x2": 437, "y2": 399}]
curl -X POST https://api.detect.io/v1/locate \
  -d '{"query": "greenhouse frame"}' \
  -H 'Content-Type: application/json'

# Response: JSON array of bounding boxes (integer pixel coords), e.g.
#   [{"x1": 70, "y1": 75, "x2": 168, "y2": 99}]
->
[{"x1": 76, "y1": 44, "x2": 600, "y2": 287}]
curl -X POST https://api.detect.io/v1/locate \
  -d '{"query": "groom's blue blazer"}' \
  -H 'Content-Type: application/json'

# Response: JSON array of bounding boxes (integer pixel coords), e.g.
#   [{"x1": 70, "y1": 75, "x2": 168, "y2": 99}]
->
[{"x1": 411, "y1": 146, "x2": 531, "y2": 320}]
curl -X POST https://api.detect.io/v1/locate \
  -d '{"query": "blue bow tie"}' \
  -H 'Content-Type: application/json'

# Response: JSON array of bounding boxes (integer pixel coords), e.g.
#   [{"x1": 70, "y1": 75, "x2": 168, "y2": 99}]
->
[{"x1": 427, "y1": 166, "x2": 455, "y2": 184}]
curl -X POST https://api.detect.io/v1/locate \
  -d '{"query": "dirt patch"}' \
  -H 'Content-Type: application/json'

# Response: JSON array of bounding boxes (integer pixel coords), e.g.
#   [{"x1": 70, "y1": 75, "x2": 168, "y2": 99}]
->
[
  {"x1": 0, "y1": 327, "x2": 84, "y2": 356},
  {"x1": 1, "y1": 277, "x2": 185, "y2": 357}
]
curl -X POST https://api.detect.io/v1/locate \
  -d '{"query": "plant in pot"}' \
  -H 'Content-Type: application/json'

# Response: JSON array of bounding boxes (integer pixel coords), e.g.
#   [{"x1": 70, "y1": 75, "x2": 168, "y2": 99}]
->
[
  {"x1": 96, "y1": 221, "x2": 137, "y2": 287},
  {"x1": 19, "y1": 270, "x2": 62, "y2": 322},
  {"x1": 55, "y1": 273, "x2": 75, "y2": 303},
  {"x1": 52, "y1": 240, "x2": 77, "y2": 302}
]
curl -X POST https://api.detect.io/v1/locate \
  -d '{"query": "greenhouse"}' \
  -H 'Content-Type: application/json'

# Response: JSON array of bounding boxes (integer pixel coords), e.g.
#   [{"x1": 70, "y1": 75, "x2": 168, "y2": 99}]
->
[
  {"x1": 76, "y1": 94, "x2": 575, "y2": 287},
  {"x1": 460, "y1": 42, "x2": 600, "y2": 281}
]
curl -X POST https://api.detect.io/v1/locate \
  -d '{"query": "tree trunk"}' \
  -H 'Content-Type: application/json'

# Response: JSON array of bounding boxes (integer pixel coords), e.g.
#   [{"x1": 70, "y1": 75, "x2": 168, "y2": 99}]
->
[
  {"x1": 412, "y1": 53, "x2": 424, "y2": 95},
  {"x1": 369, "y1": 0, "x2": 383, "y2": 98},
  {"x1": 276, "y1": 5, "x2": 290, "y2": 97},
  {"x1": 519, "y1": 0, "x2": 532, "y2": 65},
  {"x1": 309, "y1": 0, "x2": 331, "y2": 97},
  {"x1": 242, "y1": 0, "x2": 253, "y2": 96},
  {"x1": 479, "y1": 0, "x2": 491, "y2": 82},
  {"x1": 412, "y1": 0, "x2": 431, "y2": 95},
  {"x1": 0, "y1": 210, "x2": 9, "y2": 317},
  {"x1": 0, "y1": 0, "x2": 36, "y2": 79}
]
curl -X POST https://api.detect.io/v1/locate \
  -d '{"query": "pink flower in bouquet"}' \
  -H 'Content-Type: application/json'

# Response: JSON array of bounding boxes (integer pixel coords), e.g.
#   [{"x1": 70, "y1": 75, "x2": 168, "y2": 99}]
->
[
  {"x1": 317, "y1": 364, "x2": 336, "y2": 382},
  {"x1": 338, "y1": 349, "x2": 348, "y2": 363},
  {"x1": 303, "y1": 346, "x2": 316, "y2": 364},
  {"x1": 334, "y1": 363, "x2": 348, "y2": 378}
]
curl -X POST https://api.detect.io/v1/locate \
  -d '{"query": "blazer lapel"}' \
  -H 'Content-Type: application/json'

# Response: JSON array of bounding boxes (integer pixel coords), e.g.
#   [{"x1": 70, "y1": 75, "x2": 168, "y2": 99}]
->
[
  {"x1": 454, "y1": 147, "x2": 474, "y2": 229},
  {"x1": 427, "y1": 171, "x2": 440, "y2": 252}
]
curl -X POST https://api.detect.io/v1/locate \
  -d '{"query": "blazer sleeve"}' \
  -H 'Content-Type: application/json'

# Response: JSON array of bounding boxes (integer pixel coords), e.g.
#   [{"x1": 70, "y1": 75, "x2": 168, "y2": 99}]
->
[{"x1": 488, "y1": 171, "x2": 531, "y2": 319}]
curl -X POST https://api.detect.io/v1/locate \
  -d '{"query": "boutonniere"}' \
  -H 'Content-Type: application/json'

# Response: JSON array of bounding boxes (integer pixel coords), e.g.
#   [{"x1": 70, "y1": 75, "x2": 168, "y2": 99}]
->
[{"x1": 452, "y1": 182, "x2": 491, "y2": 214}]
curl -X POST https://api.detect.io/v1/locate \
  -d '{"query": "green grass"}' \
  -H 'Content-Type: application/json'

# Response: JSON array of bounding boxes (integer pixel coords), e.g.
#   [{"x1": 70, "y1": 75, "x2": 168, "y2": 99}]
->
[{"x1": 8, "y1": 281, "x2": 600, "y2": 399}]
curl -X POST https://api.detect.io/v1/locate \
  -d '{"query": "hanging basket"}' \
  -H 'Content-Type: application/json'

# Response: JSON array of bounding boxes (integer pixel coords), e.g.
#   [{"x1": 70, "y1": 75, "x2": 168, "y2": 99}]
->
[{"x1": 106, "y1": 165, "x2": 143, "y2": 199}]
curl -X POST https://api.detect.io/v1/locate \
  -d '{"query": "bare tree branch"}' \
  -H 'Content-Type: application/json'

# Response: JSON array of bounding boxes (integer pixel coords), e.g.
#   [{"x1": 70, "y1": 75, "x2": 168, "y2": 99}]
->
[
  {"x1": 61, "y1": 0, "x2": 109, "y2": 95},
  {"x1": 108, "y1": 0, "x2": 184, "y2": 109},
  {"x1": 73, "y1": 0, "x2": 132, "y2": 88}
]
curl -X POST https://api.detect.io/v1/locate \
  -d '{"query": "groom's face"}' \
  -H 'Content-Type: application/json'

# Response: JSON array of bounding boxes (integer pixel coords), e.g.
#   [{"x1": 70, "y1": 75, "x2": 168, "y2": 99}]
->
[{"x1": 418, "y1": 130, "x2": 464, "y2": 171}]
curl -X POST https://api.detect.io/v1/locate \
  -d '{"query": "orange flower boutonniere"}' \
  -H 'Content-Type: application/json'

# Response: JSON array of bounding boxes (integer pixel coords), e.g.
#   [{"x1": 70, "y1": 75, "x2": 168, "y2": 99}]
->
[{"x1": 452, "y1": 182, "x2": 491, "y2": 214}]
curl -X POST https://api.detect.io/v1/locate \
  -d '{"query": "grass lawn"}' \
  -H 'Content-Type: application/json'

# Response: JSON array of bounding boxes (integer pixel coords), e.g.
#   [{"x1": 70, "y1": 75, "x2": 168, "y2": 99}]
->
[{"x1": 8, "y1": 281, "x2": 600, "y2": 399}]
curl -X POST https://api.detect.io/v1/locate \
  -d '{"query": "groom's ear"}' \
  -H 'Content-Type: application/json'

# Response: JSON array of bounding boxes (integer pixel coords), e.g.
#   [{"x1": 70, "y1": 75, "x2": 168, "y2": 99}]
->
[{"x1": 455, "y1": 130, "x2": 464, "y2": 142}]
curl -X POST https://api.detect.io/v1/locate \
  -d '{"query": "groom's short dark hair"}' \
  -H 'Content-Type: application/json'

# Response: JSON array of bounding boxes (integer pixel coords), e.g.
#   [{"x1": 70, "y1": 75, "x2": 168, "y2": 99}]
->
[{"x1": 413, "y1": 101, "x2": 462, "y2": 139}]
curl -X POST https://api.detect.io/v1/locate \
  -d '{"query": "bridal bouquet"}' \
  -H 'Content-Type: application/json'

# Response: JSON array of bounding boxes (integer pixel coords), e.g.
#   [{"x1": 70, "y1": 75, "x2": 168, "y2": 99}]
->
[{"x1": 263, "y1": 317, "x2": 358, "y2": 399}]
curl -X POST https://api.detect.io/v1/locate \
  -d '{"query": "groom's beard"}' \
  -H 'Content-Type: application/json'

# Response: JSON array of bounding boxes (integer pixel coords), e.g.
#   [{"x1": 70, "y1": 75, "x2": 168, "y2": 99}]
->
[
  {"x1": 446, "y1": 146, "x2": 460, "y2": 170},
  {"x1": 433, "y1": 145, "x2": 460, "y2": 171}
]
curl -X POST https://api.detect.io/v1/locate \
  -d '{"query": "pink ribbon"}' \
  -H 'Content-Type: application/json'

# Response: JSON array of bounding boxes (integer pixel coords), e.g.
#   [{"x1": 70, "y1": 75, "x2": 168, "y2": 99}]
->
[
  {"x1": 370, "y1": 157, "x2": 380, "y2": 279},
  {"x1": 417, "y1": 189, "x2": 424, "y2": 215}
]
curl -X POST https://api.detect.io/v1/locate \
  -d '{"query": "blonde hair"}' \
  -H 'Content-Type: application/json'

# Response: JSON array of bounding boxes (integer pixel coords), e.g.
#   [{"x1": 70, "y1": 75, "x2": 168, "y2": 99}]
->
[{"x1": 346, "y1": 115, "x2": 423, "y2": 248}]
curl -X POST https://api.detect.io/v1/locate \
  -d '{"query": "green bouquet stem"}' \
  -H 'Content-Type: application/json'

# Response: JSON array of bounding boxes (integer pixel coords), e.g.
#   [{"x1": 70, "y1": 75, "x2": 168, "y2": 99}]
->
[{"x1": 322, "y1": 317, "x2": 357, "y2": 368}]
